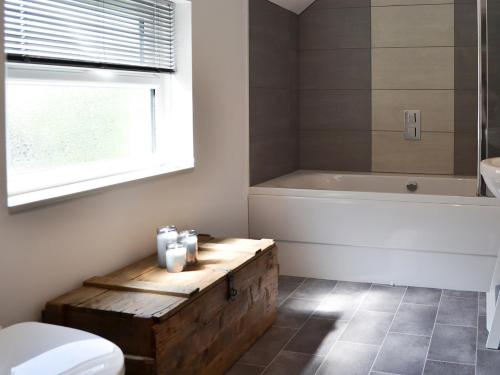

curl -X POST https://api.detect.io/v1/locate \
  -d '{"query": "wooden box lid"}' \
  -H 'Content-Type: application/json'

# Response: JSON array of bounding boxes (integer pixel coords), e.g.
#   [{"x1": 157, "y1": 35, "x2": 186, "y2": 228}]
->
[{"x1": 44, "y1": 236, "x2": 275, "y2": 322}]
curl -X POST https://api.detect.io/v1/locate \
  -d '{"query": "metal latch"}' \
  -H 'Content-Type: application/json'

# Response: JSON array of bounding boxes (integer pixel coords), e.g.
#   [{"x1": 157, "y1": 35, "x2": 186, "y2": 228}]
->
[{"x1": 227, "y1": 273, "x2": 238, "y2": 301}]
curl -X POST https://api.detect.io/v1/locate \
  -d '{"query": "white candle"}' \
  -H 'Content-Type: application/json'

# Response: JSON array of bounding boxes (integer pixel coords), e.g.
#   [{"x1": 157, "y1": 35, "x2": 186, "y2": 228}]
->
[
  {"x1": 157, "y1": 226, "x2": 178, "y2": 268},
  {"x1": 166, "y1": 243, "x2": 187, "y2": 273}
]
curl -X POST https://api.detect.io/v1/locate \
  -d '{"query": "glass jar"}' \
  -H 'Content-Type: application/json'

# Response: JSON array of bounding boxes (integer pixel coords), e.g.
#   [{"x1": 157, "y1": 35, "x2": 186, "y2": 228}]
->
[
  {"x1": 166, "y1": 243, "x2": 187, "y2": 273},
  {"x1": 178, "y1": 230, "x2": 198, "y2": 265},
  {"x1": 156, "y1": 225, "x2": 178, "y2": 268}
]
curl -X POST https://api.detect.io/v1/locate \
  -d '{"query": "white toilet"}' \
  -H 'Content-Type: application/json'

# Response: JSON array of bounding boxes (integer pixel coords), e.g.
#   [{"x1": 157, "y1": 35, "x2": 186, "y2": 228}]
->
[{"x1": 0, "y1": 322, "x2": 125, "y2": 375}]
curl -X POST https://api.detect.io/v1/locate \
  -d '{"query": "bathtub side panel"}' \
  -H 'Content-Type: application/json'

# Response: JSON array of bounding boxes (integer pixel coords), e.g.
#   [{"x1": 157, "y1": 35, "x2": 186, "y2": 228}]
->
[{"x1": 249, "y1": 194, "x2": 500, "y2": 256}]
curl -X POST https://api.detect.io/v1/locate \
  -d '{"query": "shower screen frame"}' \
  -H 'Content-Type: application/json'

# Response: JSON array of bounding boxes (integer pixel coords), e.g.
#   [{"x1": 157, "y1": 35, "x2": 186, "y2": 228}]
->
[{"x1": 478, "y1": 0, "x2": 488, "y2": 196}]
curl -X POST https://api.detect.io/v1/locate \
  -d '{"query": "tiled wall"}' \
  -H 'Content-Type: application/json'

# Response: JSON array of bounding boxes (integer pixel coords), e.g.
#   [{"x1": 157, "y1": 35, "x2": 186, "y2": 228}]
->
[
  {"x1": 250, "y1": 0, "x2": 478, "y2": 184},
  {"x1": 372, "y1": 0, "x2": 460, "y2": 175},
  {"x1": 249, "y1": 0, "x2": 299, "y2": 185},
  {"x1": 371, "y1": 0, "x2": 477, "y2": 175},
  {"x1": 299, "y1": 0, "x2": 372, "y2": 171}
]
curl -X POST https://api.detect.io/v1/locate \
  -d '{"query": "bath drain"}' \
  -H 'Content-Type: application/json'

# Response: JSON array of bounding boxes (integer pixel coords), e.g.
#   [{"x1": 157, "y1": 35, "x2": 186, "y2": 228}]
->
[{"x1": 406, "y1": 181, "x2": 418, "y2": 192}]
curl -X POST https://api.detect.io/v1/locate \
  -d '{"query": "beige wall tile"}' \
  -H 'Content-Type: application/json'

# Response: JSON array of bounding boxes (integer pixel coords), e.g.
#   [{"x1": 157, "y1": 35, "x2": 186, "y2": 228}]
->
[
  {"x1": 372, "y1": 90, "x2": 454, "y2": 132},
  {"x1": 372, "y1": 5, "x2": 454, "y2": 48},
  {"x1": 372, "y1": 131, "x2": 454, "y2": 174},
  {"x1": 372, "y1": 47, "x2": 454, "y2": 89},
  {"x1": 372, "y1": 0, "x2": 454, "y2": 5}
]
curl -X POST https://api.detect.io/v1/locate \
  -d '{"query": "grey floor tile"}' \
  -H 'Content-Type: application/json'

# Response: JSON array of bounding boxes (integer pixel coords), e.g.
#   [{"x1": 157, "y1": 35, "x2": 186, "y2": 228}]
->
[
  {"x1": 403, "y1": 287, "x2": 442, "y2": 306},
  {"x1": 479, "y1": 292, "x2": 487, "y2": 316},
  {"x1": 390, "y1": 303, "x2": 437, "y2": 336},
  {"x1": 477, "y1": 349, "x2": 500, "y2": 375},
  {"x1": 333, "y1": 281, "x2": 372, "y2": 296},
  {"x1": 314, "y1": 283, "x2": 370, "y2": 320},
  {"x1": 291, "y1": 278, "x2": 337, "y2": 301},
  {"x1": 478, "y1": 314, "x2": 488, "y2": 349},
  {"x1": 340, "y1": 310, "x2": 394, "y2": 346},
  {"x1": 316, "y1": 341, "x2": 379, "y2": 375},
  {"x1": 423, "y1": 360, "x2": 475, "y2": 375},
  {"x1": 278, "y1": 276, "x2": 305, "y2": 305},
  {"x1": 361, "y1": 284, "x2": 406, "y2": 313},
  {"x1": 262, "y1": 351, "x2": 324, "y2": 375},
  {"x1": 443, "y1": 289, "x2": 478, "y2": 299},
  {"x1": 428, "y1": 324, "x2": 477, "y2": 364},
  {"x1": 285, "y1": 317, "x2": 348, "y2": 355},
  {"x1": 373, "y1": 333, "x2": 430, "y2": 375},
  {"x1": 239, "y1": 326, "x2": 297, "y2": 367},
  {"x1": 226, "y1": 363, "x2": 265, "y2": 375},
  {"x1": 436, "y1": 295, "x2": 478, "y2": 327},
  {"x1": 275, "y1": 298, "x2": 320, "y2": 329}
]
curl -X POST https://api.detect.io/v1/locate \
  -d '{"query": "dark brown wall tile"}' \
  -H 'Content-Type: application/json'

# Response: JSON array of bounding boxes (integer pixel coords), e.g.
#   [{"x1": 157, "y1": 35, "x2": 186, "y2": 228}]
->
[
  {"x1": 454, "y1": 132, "x2": 478, "y2": 176},
  {"x1": 300, "y1": 130, "x2": 372, "y2": 171},
  {"x1": 300, "y1": 8, "x2": 371, "y2": 50},
  {"x1": 300, "y1": 90, "x2": 371, "y2": 131},
  {"x1": 455, "y1": 90, "x2": 477, "y2": 134},
  {"x1": 455, "y1": 47, "x2": 478, "y2": 91},
  {"x1": 251, "y1": 88, "x2": 298, "y2": 139},
  {"x1": 300, "y1": 49, "x2": 371, "y2": 90},
  {"x1": 307, "y1": 0, "x2": 370, "y2": 10},
  {"x1": 455, "y1": 2, "x2": 477, "y2": 47},
  {"x1": 250, "y1": 135, "x2": 300, "y2": 185}
]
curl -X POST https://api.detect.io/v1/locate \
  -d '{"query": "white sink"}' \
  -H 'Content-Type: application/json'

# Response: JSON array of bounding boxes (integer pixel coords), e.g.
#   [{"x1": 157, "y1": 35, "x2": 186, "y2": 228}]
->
[{"x1": 481, "y1": 157, "x2": 500, "y2": 198}]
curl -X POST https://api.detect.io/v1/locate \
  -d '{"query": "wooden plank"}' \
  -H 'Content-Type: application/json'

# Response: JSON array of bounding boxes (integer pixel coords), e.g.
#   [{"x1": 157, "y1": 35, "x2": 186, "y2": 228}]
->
[
  {"x1": 75, "y1": 290, "x2": 185, "y2": 318},
  {"x1": 62, "y1": 308, "x2": 156, "y2": 357},
  {"x1": 200, "y1": 238, "x2": 274, "y2": 255},
  {"x1": 125, "y1": 355, "x2": 156, "y2": 375},
  {"x1": 84, "y1": 276, "x2": 200, "y2": 298}
]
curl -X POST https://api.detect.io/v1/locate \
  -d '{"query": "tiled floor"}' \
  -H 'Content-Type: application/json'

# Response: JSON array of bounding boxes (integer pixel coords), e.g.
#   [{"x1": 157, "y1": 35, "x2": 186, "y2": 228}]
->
[{"x1": 226, "y1": 276, "x2": 500, "y2": 375}]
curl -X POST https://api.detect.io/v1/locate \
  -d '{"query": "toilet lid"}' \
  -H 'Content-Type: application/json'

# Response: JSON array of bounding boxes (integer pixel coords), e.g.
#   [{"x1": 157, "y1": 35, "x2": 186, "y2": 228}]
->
[{"x1": 0, "y1": 322, "x2": 124, "y2": 375}]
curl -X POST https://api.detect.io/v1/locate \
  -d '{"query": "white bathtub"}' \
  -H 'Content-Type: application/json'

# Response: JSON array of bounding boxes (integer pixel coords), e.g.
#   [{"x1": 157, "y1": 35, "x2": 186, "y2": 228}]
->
[{"x1": 249, "y1": 170, "x2": 500, "y2": 291}]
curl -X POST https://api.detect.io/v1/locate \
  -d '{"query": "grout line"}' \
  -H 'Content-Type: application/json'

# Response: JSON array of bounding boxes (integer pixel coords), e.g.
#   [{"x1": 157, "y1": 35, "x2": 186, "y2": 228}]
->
[
  {"x1": 313, "y1": 283, "x2": 375, "y2": 375},
  {"x1": 441, "y1": 293, "x2": 480, "y2": 301},
  {"x1": 421, "y1": 289, "x2": 444, "y2": 375},
  {"x1": 277, "y1": 349, "x2": 325, "y2": 357},
  {"x1": 278, "y1": 277, "x2": 307, "y2": 307},
  {"x1": 425, "y1": 358, "x2": 476, "y2": 367},
  {"x1": 400, "y1": 301, "x2": 441, "y2": 308},
  {"x1": 388, "y1": 331, "x2": 432, "y2": 338},
  {"x1": 368, "y1": 286, "x2": 408, "y2": 374},
  {"x1": 434, "y1": 322, "x2": 478, "y2": 329},
  {"x1": 372, "y1": 3, "x2": 455, "y2": 7},
  {"x1": 261, "y1": 278, "x2": 338, "y2": 374}
]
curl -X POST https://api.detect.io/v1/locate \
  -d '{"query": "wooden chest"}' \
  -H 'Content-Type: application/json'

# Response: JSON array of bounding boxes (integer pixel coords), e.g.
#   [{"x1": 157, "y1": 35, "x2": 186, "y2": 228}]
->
[{"x1": 43, "y1": 236, "x2": 278, "y2": 375}]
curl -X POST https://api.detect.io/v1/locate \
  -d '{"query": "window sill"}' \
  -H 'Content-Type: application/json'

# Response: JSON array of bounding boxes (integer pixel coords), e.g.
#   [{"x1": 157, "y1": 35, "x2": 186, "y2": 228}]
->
[{"x1": 7, "y1": 161, "x2": 195, "y2": 213}]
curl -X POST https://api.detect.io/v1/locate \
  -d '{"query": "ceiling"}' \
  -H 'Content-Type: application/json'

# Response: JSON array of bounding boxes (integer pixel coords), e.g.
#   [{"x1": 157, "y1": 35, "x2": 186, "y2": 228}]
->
[{"x1": 267, "y1": 0, "x2": 316, "y2": 14}]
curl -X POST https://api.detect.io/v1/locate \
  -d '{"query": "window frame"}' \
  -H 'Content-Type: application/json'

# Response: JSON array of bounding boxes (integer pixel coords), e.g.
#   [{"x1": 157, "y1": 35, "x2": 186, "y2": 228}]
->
[{"x1": 5, "y1": 63, "x2": 194, "y2": 210}]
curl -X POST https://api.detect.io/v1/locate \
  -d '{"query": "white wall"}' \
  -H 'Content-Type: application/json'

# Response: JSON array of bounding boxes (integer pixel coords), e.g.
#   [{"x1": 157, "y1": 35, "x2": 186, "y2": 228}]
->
[{"x1": 0, "y1": 0, "x2": 250, "y2": 327}]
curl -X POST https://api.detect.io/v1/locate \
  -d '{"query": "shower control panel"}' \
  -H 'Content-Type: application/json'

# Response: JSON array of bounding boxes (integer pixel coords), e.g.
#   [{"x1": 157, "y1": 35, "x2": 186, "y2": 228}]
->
[{"x1": 404, "y1": 110, "x2": 421, "y2": 141}]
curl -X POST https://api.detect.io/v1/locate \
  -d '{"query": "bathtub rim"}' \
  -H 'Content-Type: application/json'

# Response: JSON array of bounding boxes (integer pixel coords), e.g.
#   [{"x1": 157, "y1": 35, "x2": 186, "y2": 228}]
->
[{"x1": 249, "y1": 185, "x2": 500, "y2": 207}]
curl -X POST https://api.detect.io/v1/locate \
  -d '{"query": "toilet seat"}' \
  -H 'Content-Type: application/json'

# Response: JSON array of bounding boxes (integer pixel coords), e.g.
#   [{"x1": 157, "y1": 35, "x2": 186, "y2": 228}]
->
[{"x1": 0, "y1": 322, "x2": 125, "y2": 375}]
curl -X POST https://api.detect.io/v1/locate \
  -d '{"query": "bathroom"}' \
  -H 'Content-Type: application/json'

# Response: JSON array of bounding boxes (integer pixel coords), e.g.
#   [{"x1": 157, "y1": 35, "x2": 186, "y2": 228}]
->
[{"x1": 0, "y1": 0, "x2": 500, "y2": 374}]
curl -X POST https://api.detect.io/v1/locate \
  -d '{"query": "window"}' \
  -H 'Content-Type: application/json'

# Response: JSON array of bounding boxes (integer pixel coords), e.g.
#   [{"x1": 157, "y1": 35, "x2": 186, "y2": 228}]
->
[{"x1": 4, "y1": 0, "x2": 194, "y2": 208}]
